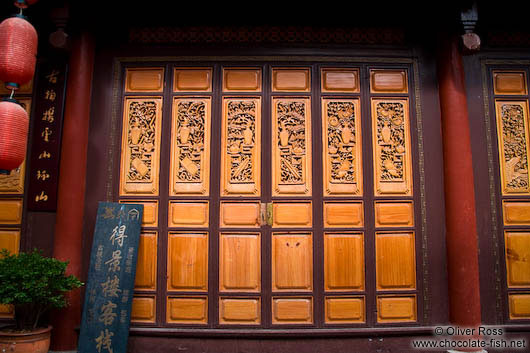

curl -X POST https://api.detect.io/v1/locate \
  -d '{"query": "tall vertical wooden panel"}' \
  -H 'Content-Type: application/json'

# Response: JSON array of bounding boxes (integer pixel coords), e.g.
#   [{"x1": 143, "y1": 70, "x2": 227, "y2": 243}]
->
[
  {"x1": 322, "y1": 98, "x2": 362, "y2": 196},
  {"x1": 167, "y1": 232, "x2": 208, "y2": 291},
  {"x1": 272, "y1": 233, "x2": 313, "y2": 292},
  {"x1": 324, "y1": 233, "x2": 364, "y2": 291},
  {"x1": 371, "y1": 98, "x2": 412, "y2": 196},
  {"x1": 272, "y1": 97, "x2": 312, "y2": 196},
  {"x1": 221, "y1": 98, "x2": 261, "y2": 196},
  {"x1": 219, "y1": 233, "x2": 261, "y2": 292},
  {"x1": 495, "y1": 100, "x2": 530, "y2": 195},
  {"x1": 120, "y1": 97, "x2": 163, "y2": 196},
  {"x1": 134, "y1": 231, "x2": 158, "y2": 290},
  {"x1": 375, "y1": 232, "x2": 416, "y2": 290},
  {"x1": 170, "y1": 98, "x2": 211, "y2": 195},
  {"x1": 505, "y1": 231, "x2": 530, "y2": 288},
  {"x1": 491, "y1": 71, "x2": 530, "y2": 321}
]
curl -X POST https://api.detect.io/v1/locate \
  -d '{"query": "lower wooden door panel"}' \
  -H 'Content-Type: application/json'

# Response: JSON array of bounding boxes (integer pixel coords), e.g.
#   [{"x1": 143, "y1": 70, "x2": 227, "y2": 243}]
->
[{"x1": 219, "y1": 233, "x2": 261, "y2": 292}]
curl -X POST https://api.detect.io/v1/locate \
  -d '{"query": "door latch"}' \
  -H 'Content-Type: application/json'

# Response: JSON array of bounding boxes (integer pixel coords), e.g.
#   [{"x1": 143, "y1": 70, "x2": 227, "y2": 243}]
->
[{"x1": 260, "y1": 202, "x2": 273, "y2": 226}]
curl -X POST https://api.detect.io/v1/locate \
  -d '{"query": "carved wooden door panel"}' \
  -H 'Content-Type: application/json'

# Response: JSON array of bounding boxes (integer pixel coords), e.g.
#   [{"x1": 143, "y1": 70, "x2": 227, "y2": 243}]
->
[
  {"x1": 116, "y1": 63, "x2": 422, "y2": 329},
  {"x1": 487, "y1": 69, "x2": 530, "y2": 322}
]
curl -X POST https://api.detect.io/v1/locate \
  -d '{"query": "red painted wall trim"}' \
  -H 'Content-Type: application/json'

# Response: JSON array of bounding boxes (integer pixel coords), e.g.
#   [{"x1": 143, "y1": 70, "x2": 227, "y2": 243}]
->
[
  {"x1": 50, "y1": 32, "x2": 95, "y2": 351},
  {"x1": 436, "y1": 34, "x2": 482, "y2": 334}
]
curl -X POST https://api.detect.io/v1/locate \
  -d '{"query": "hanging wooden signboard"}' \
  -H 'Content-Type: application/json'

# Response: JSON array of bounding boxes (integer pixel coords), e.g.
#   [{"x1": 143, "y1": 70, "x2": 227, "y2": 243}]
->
[
  {"x1": 26, "y1": 58, "x2": 68, "y2": 211},
  {"x1": 78, "y1": 202, "x2": 143, "y2": 353}
]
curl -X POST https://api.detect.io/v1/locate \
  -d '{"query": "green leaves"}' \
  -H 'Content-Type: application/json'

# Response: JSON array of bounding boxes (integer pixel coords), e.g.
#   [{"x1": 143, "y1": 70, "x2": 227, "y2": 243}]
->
[{"x1": 0, "y1": 249, "x2": 83, "y2": 330}]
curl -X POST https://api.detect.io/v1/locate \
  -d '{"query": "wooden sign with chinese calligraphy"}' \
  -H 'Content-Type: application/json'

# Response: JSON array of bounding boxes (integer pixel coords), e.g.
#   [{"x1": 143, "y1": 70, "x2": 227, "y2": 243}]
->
[
  {"x1": 78, "y1": 202, "x2": 144, "y2": 353},
  {"x1": 26, "y1": 58, "x2": 67, "y2": 211}
]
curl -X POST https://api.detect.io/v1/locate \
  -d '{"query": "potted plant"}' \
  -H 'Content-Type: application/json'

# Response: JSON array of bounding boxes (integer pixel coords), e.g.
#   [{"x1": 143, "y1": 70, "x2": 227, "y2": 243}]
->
[{"x1": 0, "y1": 249, "x2": 83, "y2": 353}]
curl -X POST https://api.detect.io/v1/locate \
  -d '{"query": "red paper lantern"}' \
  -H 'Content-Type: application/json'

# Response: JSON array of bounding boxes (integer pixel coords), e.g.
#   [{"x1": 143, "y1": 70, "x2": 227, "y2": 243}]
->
[
  {"x1": 0, "y1": 15, "x2": 38, "y2": 90},
  {"x1": 13, "y1": 0, "x2": 39, "y2": 9},
  {"x1": 0, "y1": 99, "x2": 29, "y2": 171}
]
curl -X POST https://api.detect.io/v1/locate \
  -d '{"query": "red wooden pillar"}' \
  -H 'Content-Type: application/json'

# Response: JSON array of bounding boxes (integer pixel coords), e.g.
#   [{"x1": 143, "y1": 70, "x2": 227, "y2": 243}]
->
[
  {"x1": 50, "y1": 32, "x2": 95, "y2": 351},
  {"x1": 437, "y1": 33, "x2": 482, "y2": 348}
]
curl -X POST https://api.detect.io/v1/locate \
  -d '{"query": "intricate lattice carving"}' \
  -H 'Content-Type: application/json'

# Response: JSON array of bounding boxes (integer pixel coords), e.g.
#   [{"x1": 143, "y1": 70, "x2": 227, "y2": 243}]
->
[
  {"x1": 170, "y1": 97, "x2": 210, "y2": 195},
  {"x1": 500, "y1": 103, "x2": 529, "y2": 191},
  {"x1": 175, "y1": 101, "x2": 206, "y2": 182},
  {"x1": 277, "y1": 101, "x2": 307, "y2": 185},
  {"x1": 272, "y1": 98, "x2": 311, "y2": 196},
  {"x1": 126, "y1": 101, "x2": 158, "y2": 182},
  {"x1": 120, "y1": 97, "x2": 161, "y2": 196},
  {"x1": 372, "y1": 98, "x2": 411, "y2": 196},
  {"x1": 221, "y1": 98, "x2": 260, "y2": 196},
  {"x1": 375, "y1": 102, "x2": 406, "y2": 182},
  {"x1": 326, "y1": 101, "x2": 356, "y2": 184},
  {"x1": 226, "y1": 100, "x2": 256, "y2": 183}
]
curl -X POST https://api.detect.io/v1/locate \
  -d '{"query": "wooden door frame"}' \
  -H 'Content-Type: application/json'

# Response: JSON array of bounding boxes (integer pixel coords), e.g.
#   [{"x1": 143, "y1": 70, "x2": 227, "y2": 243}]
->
[
  {"x1": 465, "y1": 53, "x2": 530, "y2": 328},
  {"x1": 83, "y1": 47, "x2": 448, "y2": 337}
]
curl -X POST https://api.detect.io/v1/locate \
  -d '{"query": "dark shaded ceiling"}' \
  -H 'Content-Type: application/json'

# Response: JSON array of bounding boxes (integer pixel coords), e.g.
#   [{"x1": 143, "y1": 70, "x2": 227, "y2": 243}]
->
[
  {"x1": 0, "y1": 1, "x2": 528, "y2": 47},
  {"x1": 0, "y1": 1, "x2": 473, "y2": 30}
]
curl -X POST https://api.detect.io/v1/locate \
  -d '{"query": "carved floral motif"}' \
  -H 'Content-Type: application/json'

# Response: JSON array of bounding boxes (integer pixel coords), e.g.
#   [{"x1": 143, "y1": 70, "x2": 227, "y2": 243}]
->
[
  {"x1": 326, "y1": 101, "x2": 356, "y2": 184},
  {"x1": 276, "y1": 101, "x2": 306, "y2": 184},
  {"x1": 126, "y1": 101, "x2": 158, "y2": 182},
  {"x1": 226, "y1": 100, "x2": 256, "y2": 183},
  {"x1": 500, "y1": 103, "x2": 529, "y2": 190},
  {"x1": 175, "y1": 101, "x2": 206, "y2": 182},
  {"x1": 375, "y1": 102, "x2": 406, "y2": 182}
]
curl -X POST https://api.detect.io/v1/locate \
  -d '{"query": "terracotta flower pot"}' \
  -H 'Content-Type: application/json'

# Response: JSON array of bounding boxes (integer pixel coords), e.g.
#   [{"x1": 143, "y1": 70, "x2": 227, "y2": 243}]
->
[{"x1": 0, "y1": 326, "x2": 51, "y2": 353}]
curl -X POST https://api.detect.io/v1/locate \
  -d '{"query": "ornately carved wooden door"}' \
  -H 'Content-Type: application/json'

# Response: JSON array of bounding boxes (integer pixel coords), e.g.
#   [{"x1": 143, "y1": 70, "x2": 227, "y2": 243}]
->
[
  {"x1": 117, "y1": 64, "x2": 420, "y2": 328},
  {"x1": 486, "y1": 68, "x2": 530, "y2": 322}
]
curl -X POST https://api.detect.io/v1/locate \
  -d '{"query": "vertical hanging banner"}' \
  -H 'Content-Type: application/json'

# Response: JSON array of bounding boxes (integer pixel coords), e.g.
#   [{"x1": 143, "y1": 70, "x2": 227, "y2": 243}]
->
[
  {"x1": 78, "y1": 202, "x2": 143, "y2": 353},
  {"x1": 26, "y1": 58, "x2": 68, "y2": 211}
]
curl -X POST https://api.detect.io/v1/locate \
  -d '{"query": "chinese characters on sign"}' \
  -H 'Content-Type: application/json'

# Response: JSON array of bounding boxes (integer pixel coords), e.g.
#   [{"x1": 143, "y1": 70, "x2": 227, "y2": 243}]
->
[
  {"x1": 78, "y1": 202, "x2": 143, "y2": 353},
  {"x1": 27, "y1": 60, "x2": 67, "y2": 211}
]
